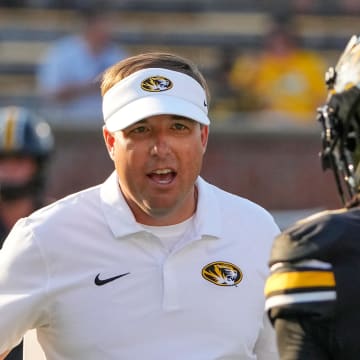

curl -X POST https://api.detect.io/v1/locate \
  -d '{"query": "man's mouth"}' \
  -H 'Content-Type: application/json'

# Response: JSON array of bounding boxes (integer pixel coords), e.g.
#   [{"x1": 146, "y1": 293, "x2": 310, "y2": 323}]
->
[{"x1": 148, "y1": 168, "x2": 176, "y2": 184}]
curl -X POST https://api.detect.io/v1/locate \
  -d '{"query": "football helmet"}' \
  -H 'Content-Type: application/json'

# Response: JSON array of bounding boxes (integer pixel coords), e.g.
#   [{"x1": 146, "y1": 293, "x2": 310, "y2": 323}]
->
[
  {"x1": 0, "y1": 106, "x2": 54, "y2": 201},
  {"x1": 318, "y1": 35, "x2": 360, "y2": 204}
]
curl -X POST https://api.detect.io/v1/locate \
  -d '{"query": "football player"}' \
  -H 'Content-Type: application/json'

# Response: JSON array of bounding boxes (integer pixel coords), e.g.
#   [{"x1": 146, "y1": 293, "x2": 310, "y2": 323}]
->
[{"x1": 265, "y1": 35, "x2": 360, "y2": 359}]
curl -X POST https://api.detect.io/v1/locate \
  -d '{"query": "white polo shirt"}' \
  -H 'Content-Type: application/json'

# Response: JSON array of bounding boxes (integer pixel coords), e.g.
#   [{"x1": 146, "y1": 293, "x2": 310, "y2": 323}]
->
[{"x1": 0, "y1": 172, "x2": 280, "y2": 360}]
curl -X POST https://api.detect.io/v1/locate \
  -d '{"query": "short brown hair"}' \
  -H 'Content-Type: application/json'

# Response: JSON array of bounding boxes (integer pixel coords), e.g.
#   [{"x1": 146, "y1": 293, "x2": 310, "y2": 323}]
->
[{"x1": 100, "y1": 52, "x2": 210, "y2": 104}]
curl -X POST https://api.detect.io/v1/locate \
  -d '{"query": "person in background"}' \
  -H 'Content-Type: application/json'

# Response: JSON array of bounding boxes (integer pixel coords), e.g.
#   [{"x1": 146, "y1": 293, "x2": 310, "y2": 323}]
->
[
  {"x1": 265, "y1": 35, "x2": 360, "y2": 359},
  {"x1": 228, "y1": 16, "x2": 327, "y2": 123},
  {"x1": 0, "y1": 52, "x2": 280, "y2": 359},
  {"x1": 0, "y1": 106, "x2": 54, "y2": 360},
  {"x1": 36, "y1": 4, "x2": 128, "y2": 126}
]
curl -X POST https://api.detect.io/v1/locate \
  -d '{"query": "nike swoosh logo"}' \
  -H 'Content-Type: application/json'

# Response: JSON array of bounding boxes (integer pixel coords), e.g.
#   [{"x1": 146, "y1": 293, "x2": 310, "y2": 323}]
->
[{"x1": 94, "y1": 272, "x2": 130, "y2": 286}]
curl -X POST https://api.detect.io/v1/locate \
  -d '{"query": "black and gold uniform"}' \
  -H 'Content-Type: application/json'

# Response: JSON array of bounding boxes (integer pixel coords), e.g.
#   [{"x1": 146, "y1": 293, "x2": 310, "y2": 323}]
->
[
  {"x1": 266, "y1": 206, "x2": 360, "y2": 359},
  {"x1": 265, "y1": 35, "x2": 360, "y2": 360}
]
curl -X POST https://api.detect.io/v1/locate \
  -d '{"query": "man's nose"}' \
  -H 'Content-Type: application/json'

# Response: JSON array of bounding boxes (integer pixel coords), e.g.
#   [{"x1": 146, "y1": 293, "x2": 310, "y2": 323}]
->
[{"x1": 149, "y1": 134, "x2": 171, "y2": 157}]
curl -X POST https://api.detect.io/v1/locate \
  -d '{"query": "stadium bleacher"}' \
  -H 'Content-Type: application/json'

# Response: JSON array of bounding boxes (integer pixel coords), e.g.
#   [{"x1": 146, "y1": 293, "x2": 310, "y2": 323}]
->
[{"x1": 0, "y1": 2, "x2": 359, "y2": 113}]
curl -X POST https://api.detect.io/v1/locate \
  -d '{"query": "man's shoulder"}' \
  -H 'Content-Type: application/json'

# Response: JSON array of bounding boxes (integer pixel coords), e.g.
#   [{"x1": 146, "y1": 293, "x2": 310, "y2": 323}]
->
[
  {"x1": 52, "y1": 35, "x2": 81, "y2": 49},
  {"x1": 203, "y1": 180, "x2": 276, "y2": 225},
  {"x1": 285, "y1": 207, "x2": 360, "y2": 238},
  {"x1": 272, "y1": 207, "x2": 360, "y2": 262},
  {"x1": 29, "y1": 184, "x2": 101, "y2": 223}
]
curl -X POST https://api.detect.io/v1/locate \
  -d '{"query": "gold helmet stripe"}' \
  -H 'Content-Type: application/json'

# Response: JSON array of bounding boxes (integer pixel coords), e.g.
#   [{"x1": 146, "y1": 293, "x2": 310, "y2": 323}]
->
[{"x1": 4, "y1": 107, "x2": 18, "y2": 151}]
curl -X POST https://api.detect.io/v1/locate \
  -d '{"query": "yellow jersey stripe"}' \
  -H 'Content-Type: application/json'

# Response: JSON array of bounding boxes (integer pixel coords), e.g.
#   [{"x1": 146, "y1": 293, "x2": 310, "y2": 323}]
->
[{"x1": 265, "y1": 270, "x2": 336, "y2": 297}]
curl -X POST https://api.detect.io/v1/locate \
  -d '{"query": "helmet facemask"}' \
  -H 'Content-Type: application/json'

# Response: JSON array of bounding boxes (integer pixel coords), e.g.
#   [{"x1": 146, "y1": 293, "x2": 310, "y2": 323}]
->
[
  {"x1": 0, "y1": 107, "x2": 53, "y2": 204},
  {"x1": 0, "y1": 154, "x2": 47, "y2": 202},
  {"x1": 318, "y1": 36, "x2": 360, "y2": 205}
]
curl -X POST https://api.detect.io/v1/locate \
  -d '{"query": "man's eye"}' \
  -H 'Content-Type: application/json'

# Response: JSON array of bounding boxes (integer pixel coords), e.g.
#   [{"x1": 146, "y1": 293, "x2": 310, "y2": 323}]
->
[
  {"x1": 173, "y1": 123, "x2": 187, "y2": 130},
  {"x1": 132, "y1": 126, "x2": 148, "y2": 133}
]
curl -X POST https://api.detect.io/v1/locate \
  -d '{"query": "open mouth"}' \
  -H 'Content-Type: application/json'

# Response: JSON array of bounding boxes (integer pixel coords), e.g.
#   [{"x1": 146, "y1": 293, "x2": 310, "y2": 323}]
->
[{"x1": 147, "y1": 168, "x2": 176, "y2": 184}]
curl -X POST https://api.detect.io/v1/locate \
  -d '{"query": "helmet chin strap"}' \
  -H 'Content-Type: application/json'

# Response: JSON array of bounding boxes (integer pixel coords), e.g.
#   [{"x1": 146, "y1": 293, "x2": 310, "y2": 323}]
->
[{"x1": 0, "y1": 177, "x2": 43, "y2": 202}]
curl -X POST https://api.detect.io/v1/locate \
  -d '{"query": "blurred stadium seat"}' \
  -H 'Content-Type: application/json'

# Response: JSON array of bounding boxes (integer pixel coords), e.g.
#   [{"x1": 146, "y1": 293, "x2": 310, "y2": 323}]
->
[{"x1": 0, "y1": 3, "x2": 359, "y2": 117}]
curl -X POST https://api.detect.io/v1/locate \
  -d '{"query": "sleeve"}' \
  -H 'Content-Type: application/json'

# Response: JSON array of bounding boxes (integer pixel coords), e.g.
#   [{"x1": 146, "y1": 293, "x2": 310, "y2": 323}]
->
[
  {"x1": 264, "y1": 214, "x2": 337, "y2": 324},
  {"x1": 274, "y1": 317, "x2": 331, "y2": 360},
  {"x1": 254, "y1": 312, "x2": 279, "y2": 360},
  {"x1": 265, "y1": 258, "x2": 336, "y2": 323},
  {"x1": 0, "y1": 219, "x2": 50, "y2": 354}
]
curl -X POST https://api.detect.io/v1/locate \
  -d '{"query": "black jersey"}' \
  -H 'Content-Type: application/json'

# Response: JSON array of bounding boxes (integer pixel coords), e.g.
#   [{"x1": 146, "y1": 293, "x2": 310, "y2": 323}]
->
[{"x1": 265, "y1": 207, "x2": 360, "y2": 359}]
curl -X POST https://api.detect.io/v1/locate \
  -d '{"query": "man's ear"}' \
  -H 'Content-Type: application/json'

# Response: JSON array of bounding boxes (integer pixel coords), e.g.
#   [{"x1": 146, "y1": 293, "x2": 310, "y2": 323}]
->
[
  {"x1": 102, "y1": 126, "x2": 116, "y2": 160},
  {"x1": 201, "y1": 125, "x2": 209, "y2": 154}
]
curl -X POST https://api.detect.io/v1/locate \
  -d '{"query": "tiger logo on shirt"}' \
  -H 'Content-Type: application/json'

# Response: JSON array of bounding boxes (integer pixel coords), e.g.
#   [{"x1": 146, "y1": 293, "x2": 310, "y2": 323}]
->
[{"x1": 202, "y1": 261, "x2": 243, "y2": 286}]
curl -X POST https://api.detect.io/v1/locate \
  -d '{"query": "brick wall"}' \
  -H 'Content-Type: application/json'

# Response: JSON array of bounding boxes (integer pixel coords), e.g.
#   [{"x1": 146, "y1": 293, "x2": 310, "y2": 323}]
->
[
  {"x1": 202, "y1": 129, "x2": 340, "y2": 210},
  {"x1": 46, "y1": 127, "x2": 341, "y2": 211}
]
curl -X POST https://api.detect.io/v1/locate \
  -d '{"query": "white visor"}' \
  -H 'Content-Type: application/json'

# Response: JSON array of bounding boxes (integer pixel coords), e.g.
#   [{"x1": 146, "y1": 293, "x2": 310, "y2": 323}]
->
[{"x1": 102, "y1": 68, "x2": 210, "y2": 132}]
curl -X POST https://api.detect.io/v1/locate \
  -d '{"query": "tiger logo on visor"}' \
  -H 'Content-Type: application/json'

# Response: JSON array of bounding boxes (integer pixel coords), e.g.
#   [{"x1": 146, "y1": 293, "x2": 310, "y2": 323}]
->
[
  {"x1": 202, "y1": 261, "x2": 243, "y2": 287},
  {"x1": 141, "y1": 76, "x2": 173, "y2": 92}
]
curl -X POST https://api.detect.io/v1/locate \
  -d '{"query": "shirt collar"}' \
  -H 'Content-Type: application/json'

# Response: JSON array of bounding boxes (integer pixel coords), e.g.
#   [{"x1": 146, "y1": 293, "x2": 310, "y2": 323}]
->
[
  {"x1": 192, "y1": 177, "x2": 222, "y2": 239},
  {"x1": 100, "y1": 171, "x2": 143, "y2": 238},
  {"x1": 100, "y1": 171, "x2": 222, "y2": 239}
]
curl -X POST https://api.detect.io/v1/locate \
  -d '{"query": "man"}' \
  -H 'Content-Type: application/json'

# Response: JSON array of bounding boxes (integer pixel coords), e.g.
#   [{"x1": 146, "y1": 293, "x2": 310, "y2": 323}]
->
[
  {"x1": 0, "y1": 106, "x2": 53, "y2": 360},
  {"x1": 228, "y1": 17, "x2": 327, "y2": 122},
  {"x1": 37, "y1": 5, "x2": 128, "y2": 126},
  {"x1": 0, "y1": 52, "x2": 279, "y2": 359},
  {"x1": 265, "y1": 35, "x2": 360, "y2": 359}
]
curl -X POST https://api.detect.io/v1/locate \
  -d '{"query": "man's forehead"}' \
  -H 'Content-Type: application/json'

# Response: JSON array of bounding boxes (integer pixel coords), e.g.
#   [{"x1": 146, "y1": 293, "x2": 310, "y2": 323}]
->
[{"x1": 131, "y1": 115, "x2": 196, "y2": 125}]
